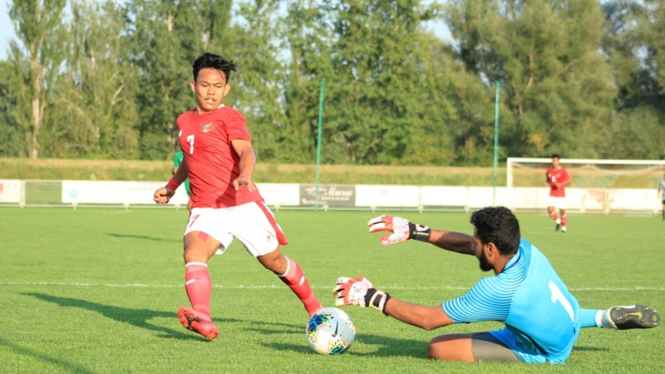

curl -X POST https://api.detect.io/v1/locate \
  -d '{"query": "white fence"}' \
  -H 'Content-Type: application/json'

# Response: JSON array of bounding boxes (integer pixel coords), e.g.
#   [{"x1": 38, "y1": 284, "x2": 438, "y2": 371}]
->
[{"x1": 0, "y1": 179, "x2": 661, "y2": 215}]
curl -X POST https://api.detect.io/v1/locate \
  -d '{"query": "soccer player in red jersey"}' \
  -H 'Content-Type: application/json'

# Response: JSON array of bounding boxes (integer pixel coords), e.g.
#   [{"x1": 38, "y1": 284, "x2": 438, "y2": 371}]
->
[
  {"x1": 544, "y1": 154, "x2": 571, "y2": 232},
  {"x1": 154, "y1": 53, "x2": 322, "y2": 340}
]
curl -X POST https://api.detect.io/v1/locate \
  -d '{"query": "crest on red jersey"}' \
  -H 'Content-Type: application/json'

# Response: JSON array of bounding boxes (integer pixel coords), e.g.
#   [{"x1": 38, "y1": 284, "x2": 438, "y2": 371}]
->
[{"x1": 201, "y1": 123, "x2": 212, "y2": 132}]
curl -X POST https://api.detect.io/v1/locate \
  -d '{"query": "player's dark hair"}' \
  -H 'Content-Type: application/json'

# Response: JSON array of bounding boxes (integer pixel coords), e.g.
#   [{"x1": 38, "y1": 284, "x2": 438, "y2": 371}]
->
[
  {"x1": 551, "y1": 154, "x2": 560, "y2": 159},
  {"x1": 470, "y1": 206, "x2": 521, "y2": 256},
  {"x1": 192, "y1": 53, "x2": 237, "y2": 82}
]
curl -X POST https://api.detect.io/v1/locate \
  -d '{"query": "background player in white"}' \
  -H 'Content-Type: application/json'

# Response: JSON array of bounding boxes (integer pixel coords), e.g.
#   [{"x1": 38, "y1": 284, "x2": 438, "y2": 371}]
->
[
  {"x1": 545, "y1": 154, "x2": 571, "y2": 232},
  {"x1": 658, "y1": 171, "x2": 665, "y2": 221},
  {"x1": 333, "y1": 207, "x2": 660, "y2": 363},
  {"x1": 154, "y1": 53, "x2": 322, "y2": 340}
]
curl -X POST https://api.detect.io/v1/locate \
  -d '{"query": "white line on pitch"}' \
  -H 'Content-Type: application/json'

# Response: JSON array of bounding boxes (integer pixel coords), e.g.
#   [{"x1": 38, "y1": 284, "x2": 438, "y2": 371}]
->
[{"x1": 0, "y1": 281, "x2": 663, "y2": 292}]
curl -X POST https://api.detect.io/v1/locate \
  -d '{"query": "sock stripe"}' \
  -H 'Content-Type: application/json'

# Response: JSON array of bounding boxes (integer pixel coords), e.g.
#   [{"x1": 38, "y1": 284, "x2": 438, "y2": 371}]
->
[{"x1": 186, "y1": 262, "x2": 208, "y2": 268}]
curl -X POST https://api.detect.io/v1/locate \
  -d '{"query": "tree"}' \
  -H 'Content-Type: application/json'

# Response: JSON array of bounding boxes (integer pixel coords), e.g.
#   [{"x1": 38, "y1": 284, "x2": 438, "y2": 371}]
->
[
  {"x1": 226, "y1": 0, "x2": 286, "y2": 162},
  {"x1": 43, "y1": 0, "x2": 140, "y2": 159},
  {"x1": 9, "y1": 0, "x2": 68, "y2": 158},
  {"x1": 203, "y1": 0, "x2": 233, "y2": 53},
  {"x1": 124, "y1": 0, "x2": 209, "y2": 160},
  {"x1": 310, "y1": 0, "x2": 445, "y2": 165},
  {"x1": 0, "y1": 61, "x2": 25, "y2": 157},
  {"x1": 445, "y1": 0, "x2": 616, "y2": 158},
  {"x1": 601, "y1": 0, "x2": 665, "y2": 160}
]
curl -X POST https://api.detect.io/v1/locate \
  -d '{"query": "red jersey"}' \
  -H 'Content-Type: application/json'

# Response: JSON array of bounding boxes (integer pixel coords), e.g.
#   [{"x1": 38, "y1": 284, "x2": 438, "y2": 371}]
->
[
  {"x1": 546, "y1": 166, "x2": 570, "y2": 197},
  {"x1": 176, "y1": 105, "x2": 263, "y2": 208}
]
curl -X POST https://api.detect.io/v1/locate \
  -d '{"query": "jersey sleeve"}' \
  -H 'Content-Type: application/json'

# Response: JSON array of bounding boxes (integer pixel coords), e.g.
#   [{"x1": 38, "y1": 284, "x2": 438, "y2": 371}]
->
[
  {"x1": 225, "y1": 109, "x2": 251, "y2": 142},
  {"x1": 562, "y1": 168, "x2": 571, "y2": 183},
  {"x1": 442, "y1": 275, "x2": 515, "y2": 323}
]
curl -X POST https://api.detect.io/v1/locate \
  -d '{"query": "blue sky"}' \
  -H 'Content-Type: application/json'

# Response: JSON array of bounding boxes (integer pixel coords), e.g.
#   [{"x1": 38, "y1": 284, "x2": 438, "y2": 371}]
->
[
  {"x1": 0, "y1": 0, "x2": 12, "y2": 60},
  {"x1": 0, "y1": 0, "x2": 451, "y2": 61}
]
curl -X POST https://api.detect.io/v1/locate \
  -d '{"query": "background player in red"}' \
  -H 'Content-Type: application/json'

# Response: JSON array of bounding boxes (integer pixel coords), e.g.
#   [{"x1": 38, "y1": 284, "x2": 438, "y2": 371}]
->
[
  {"x1": 544, "y1": 154, "x2": 571, "y2": 232},
  {"x1": 154, "y1": 53, "x2": 322, "y2": 340}
]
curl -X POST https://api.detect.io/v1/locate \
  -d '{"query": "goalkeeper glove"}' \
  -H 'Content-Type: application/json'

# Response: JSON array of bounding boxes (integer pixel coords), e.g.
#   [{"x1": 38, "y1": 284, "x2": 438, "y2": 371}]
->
[
  {"x1": 332, "y1": 276, "x2": 391, "y2": 314},
  {"x1": 367, "y1": 215, "x2": 431, "y2": 245}
]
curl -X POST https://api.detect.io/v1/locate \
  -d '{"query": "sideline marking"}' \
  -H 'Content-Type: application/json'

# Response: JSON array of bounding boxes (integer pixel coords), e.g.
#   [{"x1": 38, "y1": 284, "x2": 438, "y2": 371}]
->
[{"x1": 1, "y1": 282, "x2": 663, "y2": 292}]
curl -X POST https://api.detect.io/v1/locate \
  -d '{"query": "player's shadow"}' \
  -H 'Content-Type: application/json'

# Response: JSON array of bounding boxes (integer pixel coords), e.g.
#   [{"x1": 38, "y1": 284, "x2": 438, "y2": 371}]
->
[
  {"x1": 22, "y1": 292, "x2": 237, "y2": 341},
  {"x1": 573, "y1": 346, "x2": 608, "y2": 352},
  {"x1": 244, "y1": 321, "x2": 304, "y2": 335},
  {"x1": 0, "y1": 336, "x2": 94, "y2": 374},
  {"x1": 105, "y1": 233, "x2": 180, "y2": 242}
]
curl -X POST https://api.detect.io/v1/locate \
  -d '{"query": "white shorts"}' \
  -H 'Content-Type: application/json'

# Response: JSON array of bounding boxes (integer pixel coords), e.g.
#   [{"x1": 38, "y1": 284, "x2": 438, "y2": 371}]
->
[
  {"x1": 547, "y1": 196, "x2": 567, "y2": 210},
  {"x1": 184, "y1": 202, "x2": 288, "y2": 257}
]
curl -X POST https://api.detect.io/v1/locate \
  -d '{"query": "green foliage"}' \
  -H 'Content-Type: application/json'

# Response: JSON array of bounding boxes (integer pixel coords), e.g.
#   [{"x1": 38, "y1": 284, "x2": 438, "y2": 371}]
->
[
  {"x1": 0, "y1": 61, "x2": 25, "y2": 157},
  {"x1": 43, "y1": 0, "x2": 140, "y2": 159},
  {"x1": 601, "y1": 1, "x2": 665, "y2": 160},
  {"x1": 314, "y1": 0, "x2": 448, "y2": 165},
  {"x1": 445, "y1": 0, "x2": 617, "y2": 158},
  {"x1": 228, "y1": 0, "x2": 286, "y2": 162},
  {"x1": 125, "y1": 0, "x2": 210, "y2": 160},
  {"x1": 2, "y1": 0, "x2": 665, "y2": 163},
  {"x1": 8, "y1": 0, "x2": 68, "y2": 159},
  {"x1": 0, "y1": 209, "x2": 664, "y2": 372}
]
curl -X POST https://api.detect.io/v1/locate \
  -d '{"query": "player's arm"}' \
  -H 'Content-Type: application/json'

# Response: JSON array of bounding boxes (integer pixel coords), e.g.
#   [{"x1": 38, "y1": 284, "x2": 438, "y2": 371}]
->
[
  {"x1": 368, "y1": 215, "x2": 474, "y2": 255},
  {"x1": 383, "y1": 298, "x2": 454, "y2": 331},
  {"x1": 561, "y1": 169, "x2": 572, "y2": 187},
  {"x1": 230, "y1": 138, "x2": 257, "y2": 192},
  {"x1": 332, "y1": 276, "x2": 454, "y2": 330},
  {"x1": 154, "y1": 159, "x2": 188, "y2": 204}
]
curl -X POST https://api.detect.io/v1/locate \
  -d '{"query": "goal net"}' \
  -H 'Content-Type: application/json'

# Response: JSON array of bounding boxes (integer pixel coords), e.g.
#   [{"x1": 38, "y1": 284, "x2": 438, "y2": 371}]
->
[{"x1": 506, "y1": 158, "x2": 665, "y2": 215}]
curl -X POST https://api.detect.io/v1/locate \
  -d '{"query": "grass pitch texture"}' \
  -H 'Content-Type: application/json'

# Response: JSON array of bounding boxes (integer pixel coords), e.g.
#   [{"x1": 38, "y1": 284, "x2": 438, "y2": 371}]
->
[{"x1": 0, "y1": 208, "x2": 663, "y2": 373}]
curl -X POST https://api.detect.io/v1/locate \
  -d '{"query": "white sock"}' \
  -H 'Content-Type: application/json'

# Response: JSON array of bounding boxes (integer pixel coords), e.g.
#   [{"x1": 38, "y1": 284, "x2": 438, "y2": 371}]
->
[{"x1": 597, "y1": 309, "x2": 616, "y2": 328}]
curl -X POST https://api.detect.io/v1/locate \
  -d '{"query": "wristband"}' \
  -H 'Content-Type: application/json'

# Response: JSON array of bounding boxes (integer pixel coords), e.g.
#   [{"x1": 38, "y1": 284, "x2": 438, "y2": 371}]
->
[
  {"x1": 408, "y1": 222, "x2": 431, "y2": 242},
  {"x1": 365, "y1": 288, "x2": 391, "y2": 315},
  {"x1": 166, "y1": 177, "x2": 182, "y2": 190}
]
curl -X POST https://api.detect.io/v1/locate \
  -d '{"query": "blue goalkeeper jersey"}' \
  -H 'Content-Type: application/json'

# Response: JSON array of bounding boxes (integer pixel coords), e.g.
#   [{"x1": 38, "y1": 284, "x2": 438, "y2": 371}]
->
[{"x1": 442, "y1": 239, "x2": 580, "y2": 364}]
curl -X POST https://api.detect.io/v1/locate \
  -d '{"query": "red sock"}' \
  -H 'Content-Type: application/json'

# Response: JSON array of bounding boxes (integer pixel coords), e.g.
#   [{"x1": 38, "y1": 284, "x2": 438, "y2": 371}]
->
[
  {"x1": 550, "y1": 212, "x2": 559, "y2": 221},
  {"x1": 185, "y1": 263, "x2": 212, "y2": 318},
  {"x1": 279, "y1": 258, "x2": 322, "y2": 316},
  {"x1": 561, "y1": 215, "x2": 568, "y2": 227}
]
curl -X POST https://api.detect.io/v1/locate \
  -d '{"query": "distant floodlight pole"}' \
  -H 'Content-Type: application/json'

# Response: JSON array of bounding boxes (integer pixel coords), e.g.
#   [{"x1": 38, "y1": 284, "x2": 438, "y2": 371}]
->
[
  {"x1": 493, "y1": 81, "x2": 500, "y2": 206},
  {"x1": 315, "y1": 79, "x2": 325, "y2": 212}
]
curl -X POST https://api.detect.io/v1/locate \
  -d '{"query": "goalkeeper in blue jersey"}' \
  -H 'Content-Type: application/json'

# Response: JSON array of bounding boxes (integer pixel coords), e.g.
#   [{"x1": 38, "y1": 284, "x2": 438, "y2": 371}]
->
[{"x1": 333, "y1": 206, "x2": 660, "y2": 364}]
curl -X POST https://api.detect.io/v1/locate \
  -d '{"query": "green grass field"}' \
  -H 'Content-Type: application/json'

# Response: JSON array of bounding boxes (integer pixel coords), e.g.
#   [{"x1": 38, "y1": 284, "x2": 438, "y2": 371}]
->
[{"x1": 0, "y1": 208, "x2": 663, "y2": 373}]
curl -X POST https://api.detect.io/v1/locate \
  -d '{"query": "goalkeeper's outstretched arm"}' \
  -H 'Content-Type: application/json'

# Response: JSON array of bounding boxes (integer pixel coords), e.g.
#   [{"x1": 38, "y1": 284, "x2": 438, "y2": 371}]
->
[
  {"x1": 368, "y1": 215, "x2": 475, "y2": 255},
  {"x1": 383, "y1": 298, "x2": 454, "y2": 331},
  {"x1": 428, "y1": 229, "x2": 474, "y2": 256},
  {"x1": 333, "y1": 276, "x2": 454, "y2": 330}
]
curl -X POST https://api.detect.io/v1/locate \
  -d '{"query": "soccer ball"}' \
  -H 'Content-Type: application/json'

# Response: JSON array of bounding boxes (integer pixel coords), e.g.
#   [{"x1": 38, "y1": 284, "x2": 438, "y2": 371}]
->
[{"x1": 306, "y1": 307, "x2": 356, "y2": 355}]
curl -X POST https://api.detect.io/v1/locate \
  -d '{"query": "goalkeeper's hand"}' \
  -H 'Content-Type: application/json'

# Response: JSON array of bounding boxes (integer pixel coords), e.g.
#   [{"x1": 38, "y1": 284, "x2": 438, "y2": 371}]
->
[
  {"x1": 367, "y1": 215, "x2": 431, "y2": 245},
  {"x1": 332, "y1": 276, "x2": 390, "y2": 314}
]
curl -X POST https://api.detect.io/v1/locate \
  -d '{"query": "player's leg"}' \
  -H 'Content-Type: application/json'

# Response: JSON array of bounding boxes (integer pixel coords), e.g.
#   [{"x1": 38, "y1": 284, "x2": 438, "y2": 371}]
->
[
  {"x1": 177, "y1": 208, "x2": 230, "y2": 340},
  {"x1": 232, "y1": 202, "x2": 322, "y2": 316},
  {"x1": 257, "y1": 248, "x2": 322, "y2": 316},
  {"x1": 662, "y1": 201, "x2": 664, "y2": 220},
  {"x1": 601, "y1": 306, "x2": 660, "y2": 329},
  {"x1": 559, "y1": 208, "x2": 567, "y2": 232},
  {"x1": 548, "y1": 206, "x2": 558, "y2": 222},
  {"x1": 547, "y1": 198, "x2": 560, "y2": 231},
  {"x1": 428, "y1": 333, "x2": 519, "y2": 362}
]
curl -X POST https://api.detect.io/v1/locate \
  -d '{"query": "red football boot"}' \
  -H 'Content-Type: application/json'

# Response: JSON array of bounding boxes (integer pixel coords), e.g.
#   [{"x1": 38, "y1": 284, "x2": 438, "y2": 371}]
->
[{"x1": 178, "y1": 306, "x2": 219, "y2": 341}]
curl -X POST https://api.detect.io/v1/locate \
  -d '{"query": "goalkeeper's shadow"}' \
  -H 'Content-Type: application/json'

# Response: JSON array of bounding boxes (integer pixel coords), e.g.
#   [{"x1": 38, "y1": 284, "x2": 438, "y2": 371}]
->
[{"x1": 262, "y1": 333, "x2": 429, "y2": 358}]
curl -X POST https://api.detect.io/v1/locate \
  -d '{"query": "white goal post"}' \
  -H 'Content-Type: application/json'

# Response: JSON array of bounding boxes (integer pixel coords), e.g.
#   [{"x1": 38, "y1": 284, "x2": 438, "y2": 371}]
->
[{"x1": 506, "y1": 158, "x2": 665, "y2": 215}]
